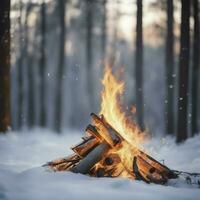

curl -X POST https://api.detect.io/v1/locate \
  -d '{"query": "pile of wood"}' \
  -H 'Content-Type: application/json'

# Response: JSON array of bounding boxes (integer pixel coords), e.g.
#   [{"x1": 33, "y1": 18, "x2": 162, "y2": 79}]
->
[{"x1": 45, "y1": 113, "x2": 179, "y2": 184}]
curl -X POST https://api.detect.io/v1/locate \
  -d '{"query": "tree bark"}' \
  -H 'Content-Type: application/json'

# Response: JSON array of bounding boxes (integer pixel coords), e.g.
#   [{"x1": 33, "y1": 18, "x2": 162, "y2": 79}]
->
[
  {"x1": 54, "y1": 0, "x2": 66, "y2": 132},
  {"x1": 191, "y1": 0, "x2": 199, "y2": 136},
  {"x1": 176, "y1": 0, "x2": 190, "y2": 143},
  {"x1": 135, "y1": 0, "x2": 144, "y2": 130},
  {"x1": 165, "y1": 0, "x2": 175, "y2": 135},
  {"x1": 0, "y1": 0, "x2": 11, "y2": 132}
]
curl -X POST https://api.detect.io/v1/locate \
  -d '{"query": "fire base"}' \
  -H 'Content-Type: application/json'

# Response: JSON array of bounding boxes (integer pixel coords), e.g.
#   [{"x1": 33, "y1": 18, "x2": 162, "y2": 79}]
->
[{"x1": 44, "y1": 113, "x2": 200, "y2": 186}]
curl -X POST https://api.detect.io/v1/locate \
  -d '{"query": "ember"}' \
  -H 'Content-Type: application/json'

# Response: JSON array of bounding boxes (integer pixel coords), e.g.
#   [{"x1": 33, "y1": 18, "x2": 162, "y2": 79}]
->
[{"x1": 44, "y1": 66, "x2": 199, "y2": 185}]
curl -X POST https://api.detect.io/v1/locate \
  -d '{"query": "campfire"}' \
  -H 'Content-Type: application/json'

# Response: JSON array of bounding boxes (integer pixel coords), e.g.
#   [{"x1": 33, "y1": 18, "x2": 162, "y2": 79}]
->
[{"x1": 44, "y1": 66, "x2": 199, "y2": 185}]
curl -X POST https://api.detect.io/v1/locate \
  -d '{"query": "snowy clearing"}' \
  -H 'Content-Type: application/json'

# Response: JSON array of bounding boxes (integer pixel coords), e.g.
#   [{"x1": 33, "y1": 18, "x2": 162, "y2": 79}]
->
[{"x1": 0, "y1": 129, "x2": 200, "y2": 200}]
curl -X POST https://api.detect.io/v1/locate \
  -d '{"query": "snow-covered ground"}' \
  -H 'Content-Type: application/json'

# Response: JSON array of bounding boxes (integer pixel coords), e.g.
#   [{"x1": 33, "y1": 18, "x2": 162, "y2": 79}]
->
[{"x1": 0, "y1": 129, "x2": 200, "y2": 200}]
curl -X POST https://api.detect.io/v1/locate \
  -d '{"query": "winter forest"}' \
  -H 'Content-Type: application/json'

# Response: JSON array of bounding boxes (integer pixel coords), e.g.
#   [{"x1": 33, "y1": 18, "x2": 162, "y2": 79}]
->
[{"x1": 0, "y1": 0, "x2": 200, "y2": 200}]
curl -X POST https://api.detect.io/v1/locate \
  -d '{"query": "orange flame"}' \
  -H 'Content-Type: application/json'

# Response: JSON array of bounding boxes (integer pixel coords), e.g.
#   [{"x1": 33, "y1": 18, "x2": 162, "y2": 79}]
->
[
  {"x1": 98, "y1": 65, "x2": 148, "y2": 177},
  {"x1": 100, "y1": 65, "x2": 145, "y2": 148}
]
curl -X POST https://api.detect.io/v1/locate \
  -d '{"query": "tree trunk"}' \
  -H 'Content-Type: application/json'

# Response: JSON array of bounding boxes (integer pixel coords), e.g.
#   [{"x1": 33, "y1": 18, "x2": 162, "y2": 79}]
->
[
  {"x1": 39, "y1": 1, "x2": 46, "y2": 127},
  {"x1": 191, "y1": 0, "x2": 199, "y2": 136},
  {"x1": 101, "y1": 0, "x2": 107, "y2": 63},
  {"x1": 17, "y1": 1, "x2": 24, "y2": 129},
  {"x1": 27, "y1": 49, "x2": 36, "y2": 128},
  {"x1": 109, "y1": 3, "x2": 118, "y2": 67},
  {"x1": 0, "y1": 0, "x2": 11, "y2": 132},
  {"x1": 27, "y1": 4, "x2": 35, "y2": 128},
  {"x1": 176, "y1": 0, "x2": 190, "y2": 143},
  {"x1": 165, "y1": 0, "x2": 175, "y2": 135},
  {"x1": 86, "y1": 0, "x2": 94, "y2": 110},
  {"x1": 54, "y1": 0, "x2": 66, "y2": 132},
  {"x1": 135, "y1": 0, "x2": 144, "y2": 130}
]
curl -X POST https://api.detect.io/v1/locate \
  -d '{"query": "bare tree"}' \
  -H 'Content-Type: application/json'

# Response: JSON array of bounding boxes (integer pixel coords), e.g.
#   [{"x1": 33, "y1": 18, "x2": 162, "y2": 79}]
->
[
  {"x1": 165, "y1": 0, "x2": 175, "y2": 135},
  {"x1": 55, "y1": 0, "x2": 66, "y2": 132},
  {"x1": 135, "y1": 0, "x2": 144, "y2": 130},
  {"x1": 176, "y1": 0, "x2": 190, "y2": 143},
  {"x1": 0, "y1": 0, "x2": 11, "y2": 132},
  {"x1": 191, "y1": 0, "x2": 199, "y2": 136}
]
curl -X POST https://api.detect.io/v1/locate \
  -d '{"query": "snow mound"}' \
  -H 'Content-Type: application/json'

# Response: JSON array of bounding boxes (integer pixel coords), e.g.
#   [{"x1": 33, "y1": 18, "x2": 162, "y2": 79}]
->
[{"x1": 0, "y1": 129, "x2": 200, "y2": 200}]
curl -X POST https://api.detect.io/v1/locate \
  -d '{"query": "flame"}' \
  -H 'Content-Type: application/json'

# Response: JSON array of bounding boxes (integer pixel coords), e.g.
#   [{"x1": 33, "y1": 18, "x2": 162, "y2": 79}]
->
[
  {"x1": 100, "y1": 65, "x2": 145, "y2": 148},
  {"x1": 98, "y1": 65, "x2": 147, "y2": 177}
]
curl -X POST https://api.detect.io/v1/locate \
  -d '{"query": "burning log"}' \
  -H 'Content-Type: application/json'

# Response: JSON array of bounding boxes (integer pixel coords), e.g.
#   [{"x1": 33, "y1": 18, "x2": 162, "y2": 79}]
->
[
  {"x1": 90, "y1": 153, "x2": 127, "y2": 178},
  {"x1": 133, "y1": 156, "x2": 169, "y2": 184},
  {"x1": 90, "y1": 113, "x2": 122, "y2": 147},
  {"x1": 71, "y1": 142, "x2": 109, "y2": 174},
  {"x1": 89, "y1": 113, "x2": 177, "y2": 182},
  {"x1": 70, "y1": 113, "x2": 123, "y2": 174},
  {"x1": 44, "y1": 154, "x2": 81, "y2": 171},
  {"x1": 137, "y1": 151, "x2": 177, "y2": 179},
  {"x1": 71, "y1": 136, "x2": 99, "y2": 158},
  {"x1": 45, "y1": 113, "x2": 179, "y2": 185},
  {"x1": 44, "y1": 113, "x2": 200, "y2": 186}
]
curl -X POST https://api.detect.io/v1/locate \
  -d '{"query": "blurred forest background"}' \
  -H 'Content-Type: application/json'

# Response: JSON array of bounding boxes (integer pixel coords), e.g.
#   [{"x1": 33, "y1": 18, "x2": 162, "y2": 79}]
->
[{"x1": 0, "y1": 0, "x2": 199, "y2": 143}]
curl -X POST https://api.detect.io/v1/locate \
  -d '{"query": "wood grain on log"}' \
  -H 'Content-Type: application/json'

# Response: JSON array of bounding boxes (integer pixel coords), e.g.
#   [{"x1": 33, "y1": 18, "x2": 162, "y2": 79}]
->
[
  {"x1": 71, "y1": 136, "x2": 99, "y2": 157},
  {"x1": 44, "y1": 154, "x2": 81, "y2": 171}
]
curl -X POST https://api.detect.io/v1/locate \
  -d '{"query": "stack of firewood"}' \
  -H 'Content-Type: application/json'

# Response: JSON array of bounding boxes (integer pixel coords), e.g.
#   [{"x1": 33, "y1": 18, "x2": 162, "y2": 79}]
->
[{"x1": 44, "y1": 113, "x2": 181, "y2": 185}]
